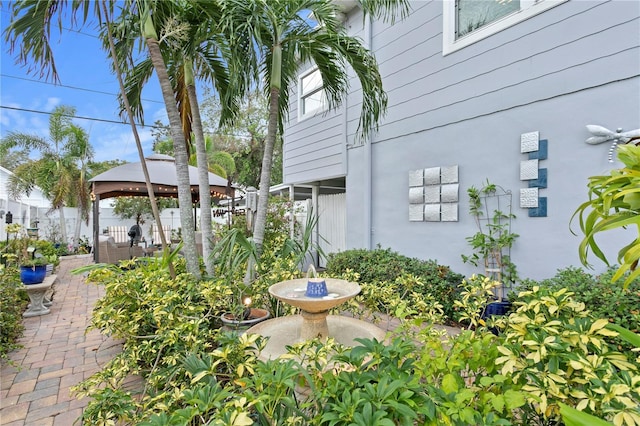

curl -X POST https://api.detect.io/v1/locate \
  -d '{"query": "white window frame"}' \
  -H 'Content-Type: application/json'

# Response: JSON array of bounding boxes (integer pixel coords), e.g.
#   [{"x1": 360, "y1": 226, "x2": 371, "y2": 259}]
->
[
  {"x1": 442, "y1": 0, "x2": 568, "y2": 56},
  {"x1": 298, "y1": 67, "x2": 328, "y2": 121}
]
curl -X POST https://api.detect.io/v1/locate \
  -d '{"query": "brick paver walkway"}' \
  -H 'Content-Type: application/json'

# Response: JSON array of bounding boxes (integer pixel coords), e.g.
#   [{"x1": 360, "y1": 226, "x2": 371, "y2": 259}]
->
[{"x1": 0, "y1": 255, "x2": 118, "y2": 426}]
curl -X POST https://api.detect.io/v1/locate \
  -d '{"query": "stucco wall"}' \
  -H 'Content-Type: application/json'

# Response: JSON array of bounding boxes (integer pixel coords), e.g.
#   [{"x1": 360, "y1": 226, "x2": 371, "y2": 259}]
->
[
  {"x1": 347, "y1": 79, "x2": 639, "y2": 280},
  {"x1": 283, "y1": 0, "x2": 640, "y2": 280}
]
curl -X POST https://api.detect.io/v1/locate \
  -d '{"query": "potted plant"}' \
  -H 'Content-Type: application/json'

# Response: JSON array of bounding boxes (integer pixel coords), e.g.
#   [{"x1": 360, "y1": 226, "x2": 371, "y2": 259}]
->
[
  {"x1": 462, "y1": 181, "x2": 518, "y2": 314},
  {"x1": 213, "y1": 228, "x2": 270, "y2": 331},
  {"x1": 20, "y1": 256, "x2": 48, "y2": 284},
  {"x1": 2, "y1": 224, "x2": 48, "y2": 284}
]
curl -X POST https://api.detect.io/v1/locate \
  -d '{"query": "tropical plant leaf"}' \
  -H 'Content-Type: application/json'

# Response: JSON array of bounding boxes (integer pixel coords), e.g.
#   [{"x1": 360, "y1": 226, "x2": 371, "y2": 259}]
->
[{"x1": 559, "y1": 403, "x2": 613, "y2": 426}]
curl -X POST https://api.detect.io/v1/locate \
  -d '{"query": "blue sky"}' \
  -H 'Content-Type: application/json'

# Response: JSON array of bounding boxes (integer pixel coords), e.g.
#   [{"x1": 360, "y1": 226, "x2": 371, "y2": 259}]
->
[{"x1": 1, "y1": 3, "x2": 168, "y2": 163}]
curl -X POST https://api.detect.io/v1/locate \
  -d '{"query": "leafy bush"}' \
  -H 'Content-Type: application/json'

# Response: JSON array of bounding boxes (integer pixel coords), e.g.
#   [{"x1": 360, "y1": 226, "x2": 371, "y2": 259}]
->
[
  {"x1": 74, "y1": 253, "x2": 640, "y2": 425},
  {"x1": 137, "y1": 283, "x2": 640, "y2": 426},
  {"x1": 519, "y1": 266, "x2": 640, "y2": 334},
  {"x1": 326, "y1": 247, "x2": 464, "y2": 322},
  {"x1": 0, "y1": 266, "x2": 29, "y2": 360},
  {"x1": 496, "y1": 285, "x2": 640, "y2": 424}
]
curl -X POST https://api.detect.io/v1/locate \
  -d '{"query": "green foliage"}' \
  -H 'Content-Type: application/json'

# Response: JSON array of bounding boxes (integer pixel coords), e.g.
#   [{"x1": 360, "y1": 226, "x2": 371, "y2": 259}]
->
[
  {"x1": 73, "y1": 249, "x2": 640, "y2": 426},
  {"x1": 454, "y1": 275, "x2": 502, "y2": 329},
  {"x1": 519, "y1": 266, "x2": 640, "y2": 334},
  {"x1": 497, "y1": 286, "x2": 640, "y2": 425},
  {"x1": 326, "y1": 247, "x2": 463, "y2": 322},
  {"x1": 2, "y1": 229, "x2": 53, "y2": 267},
  {"x1": 572, "y1": 144, "x2": 640, "y2": 287},
  {"x1": 0, "y1": 265, "x2": 28, "y2": 360},
  {"x1": 463, "y1": 181, "x2": 519, "y2": 287}
]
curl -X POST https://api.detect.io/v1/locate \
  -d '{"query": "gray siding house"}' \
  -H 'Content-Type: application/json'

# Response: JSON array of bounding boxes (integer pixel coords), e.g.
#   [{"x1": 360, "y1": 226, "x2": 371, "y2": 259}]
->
[{"x1": 282, "y1": 0, "x2": 640, "y2": 281}]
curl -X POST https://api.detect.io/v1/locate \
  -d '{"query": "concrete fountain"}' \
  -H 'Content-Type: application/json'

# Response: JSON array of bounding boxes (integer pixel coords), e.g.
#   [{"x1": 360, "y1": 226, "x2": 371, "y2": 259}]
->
[{"x1": 246, "y1": 276, "x2": 387, "y2": 360}]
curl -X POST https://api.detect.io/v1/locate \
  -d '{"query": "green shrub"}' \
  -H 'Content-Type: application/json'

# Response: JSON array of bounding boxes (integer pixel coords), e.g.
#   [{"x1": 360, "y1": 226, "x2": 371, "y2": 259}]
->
[
  {"x1": 519, "y1": 266, "x2": 640, "y2": 334},
  {"x1": 0, "y1": 266, "x2": 29, "y2": 360},
  {"x1": 326, "y1": 247, "x2": 464, "y2": 322},
  {"x1": 497, "y1": 285, "x2": 640, "y2": 424}
]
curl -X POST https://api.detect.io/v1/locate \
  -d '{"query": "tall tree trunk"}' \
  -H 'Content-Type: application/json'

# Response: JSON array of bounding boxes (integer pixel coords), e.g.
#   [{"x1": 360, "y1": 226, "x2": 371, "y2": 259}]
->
[
  {"x1": 144, "y1": 29, "x2": 200, "y2": 277},
  {"x1": 252, "y1": 84, "x2": 280, "y2": 255},
  {"x1": 101, "y1": 0, "x2": 175, "y2": 277},
  {"x1": 185, "y1": 61, "x2": 215, "y2": 276},
  {"x1": 252, "y1": 40, "x2": 283, "y2": 259},
  {"x1": 58, "y1": 207, "x2": 67, "y2": 245},
  {"x1": 74, "y1": 205, "x2": 82, "y2": 249}
]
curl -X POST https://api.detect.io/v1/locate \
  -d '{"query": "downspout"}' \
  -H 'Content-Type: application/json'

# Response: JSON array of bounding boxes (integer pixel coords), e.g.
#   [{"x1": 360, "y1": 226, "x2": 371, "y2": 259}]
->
[
  {"x1": 93, "y1": 192, "x2": 100, "y2": 263},
  {"x1": 312, "y1": 184, "x2": 320, "y2": 266},
  {"x1": 363, "y1": 14, "x2": 373, "y2": 250},
  {"x1": 289, "y1": 184, "x2": 295, "y2": 240}
]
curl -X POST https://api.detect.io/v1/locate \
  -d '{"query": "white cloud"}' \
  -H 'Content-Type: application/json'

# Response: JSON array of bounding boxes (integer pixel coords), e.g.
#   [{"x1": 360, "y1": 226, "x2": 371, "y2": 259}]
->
[
  {"x1": 44, "y1": 97, "x2": 61, "y2": 111},
  {"x1": 92, "y1": 124, "x2": 155, "y2": 163}
]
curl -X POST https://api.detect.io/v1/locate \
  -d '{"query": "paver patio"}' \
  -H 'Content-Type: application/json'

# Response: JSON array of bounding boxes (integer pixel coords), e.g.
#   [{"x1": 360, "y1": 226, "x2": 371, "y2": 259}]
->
[{"x1": 0, "y1": 255, "x2": 124, "y2": 426}]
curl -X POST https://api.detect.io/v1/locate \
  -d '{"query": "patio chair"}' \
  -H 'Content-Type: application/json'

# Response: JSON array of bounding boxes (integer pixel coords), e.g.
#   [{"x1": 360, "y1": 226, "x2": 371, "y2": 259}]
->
[
  {"x1": 97, "y1": 236, "x2": 143, "y2": 264},
  {"x1": 107, "y1": 226, "x2": 129, "y2": 244},
  {"x1": 151, "y1": 224, "x2": 171, "y2": 245}
]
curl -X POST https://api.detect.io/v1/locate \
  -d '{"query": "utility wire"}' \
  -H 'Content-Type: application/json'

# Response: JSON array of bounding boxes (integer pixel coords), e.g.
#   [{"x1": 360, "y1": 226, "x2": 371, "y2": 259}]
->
[
  {"x1": 1, "y1": 74, "x2": 164, "y2": 104},
  {"x1": 0, "y1": 105, "x2": 152, "y2": 127}
]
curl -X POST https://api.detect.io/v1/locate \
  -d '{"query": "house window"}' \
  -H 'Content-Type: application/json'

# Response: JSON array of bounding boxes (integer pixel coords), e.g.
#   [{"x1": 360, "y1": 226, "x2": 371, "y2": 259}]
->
[
  {"x1": 457, "y1": 0, "x2": 520, "y2": 38},
  {"x1": 298, "y1": 68, "x2": 327, "y2": 120},
  {"x1": 443, "y1": 0, "x2": 567, "y2": 55}
]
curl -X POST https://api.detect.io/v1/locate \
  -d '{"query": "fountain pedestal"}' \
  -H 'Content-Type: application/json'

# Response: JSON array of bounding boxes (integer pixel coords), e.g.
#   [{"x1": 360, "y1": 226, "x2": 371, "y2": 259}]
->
[{"x1": 300, "y1": 310, "x2": 329, "y2": 341}]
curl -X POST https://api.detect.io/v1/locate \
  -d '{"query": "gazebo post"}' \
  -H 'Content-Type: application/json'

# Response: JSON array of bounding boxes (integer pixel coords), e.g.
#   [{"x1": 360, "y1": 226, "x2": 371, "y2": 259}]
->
[{"x1": 93, "y1": 191, "x2": 100, "y2": 263}]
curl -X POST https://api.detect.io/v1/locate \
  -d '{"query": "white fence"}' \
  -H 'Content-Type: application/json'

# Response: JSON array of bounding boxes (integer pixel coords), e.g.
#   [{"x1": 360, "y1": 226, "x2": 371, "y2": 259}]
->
[{"x1": 317, "y1": 193, "x2": 347, "y2": 267}]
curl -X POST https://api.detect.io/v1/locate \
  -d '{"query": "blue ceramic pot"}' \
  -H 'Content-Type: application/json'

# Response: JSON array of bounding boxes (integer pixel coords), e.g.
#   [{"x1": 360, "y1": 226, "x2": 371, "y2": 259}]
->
[{"x1": 20, "y1": 265, "x2": 47, "y2": 285}]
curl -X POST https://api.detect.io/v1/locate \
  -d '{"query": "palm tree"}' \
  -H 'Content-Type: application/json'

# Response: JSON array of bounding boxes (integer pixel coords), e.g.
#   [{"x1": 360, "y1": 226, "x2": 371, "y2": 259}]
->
[
  {"x1": 3, "y1": 1, "x2": 178, "y2": 273},
  {"x1": 0, "y1": 105, "x2": 91, "y2": 245},
  {"x1": 63, "y1": 124, "x2": 94, "y2": 248},
  {"x1": 111, "y1": 1, "x2": 247, "y2": 276},
  {"x1": 221, "y1": 0, "x2": 409, "y2": 257}
]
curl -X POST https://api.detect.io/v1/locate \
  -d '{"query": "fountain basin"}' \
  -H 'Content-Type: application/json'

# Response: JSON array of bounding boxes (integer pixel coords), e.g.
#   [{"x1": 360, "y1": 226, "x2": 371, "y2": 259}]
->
[
  {"x1": 246, "y1": 315, "x2": 387, "y2": 360},
  {"x1": 269, "y1": 278, "x2": 360, "y2": 313}
]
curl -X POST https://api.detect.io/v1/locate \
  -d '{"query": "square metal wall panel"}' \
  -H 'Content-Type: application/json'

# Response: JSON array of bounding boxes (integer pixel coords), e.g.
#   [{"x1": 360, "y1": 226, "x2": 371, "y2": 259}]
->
[
  {"x1": 424, "y1": 167, "x2": 441, "y2": 185},
  {"x1": 521, "y1": 131, "x2": 539, "y2": 153},
  {"x1": 409, "y1": 169, "x2": 424, "y2": 187},
  {"x1": 520, "y1": 159, "x2": 539, "y2": 180},
  {"x1": 424, "y1": 204, "x2": 441, "y2": 222},
  {"x1": 441, "y1": 203, "x2": 458, "y2": 222},
  {"x1": 409, "y1": 204, "x2": 424, "y2": 221},
  {"x1": 520, "y1": 188, "x2": 539, "y2": 208},
  {"x1": 441, "y1": 184, "x2": 459, "y2": 203},
  {"x1": 407, "y1": 165, "x2": 459, "y2": 222},
  {"x1": 441, "y1": 165, "x2": 459, "y2": 184},
  {"x1": 409, "y1": 187, "x2": 424, "y2": 204}
]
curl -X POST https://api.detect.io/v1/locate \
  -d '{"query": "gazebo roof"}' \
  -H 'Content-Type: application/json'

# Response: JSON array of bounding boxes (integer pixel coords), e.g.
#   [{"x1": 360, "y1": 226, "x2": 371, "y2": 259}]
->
[{"x1": 90, "y1": 154, "x2": 231, "y2": 202}]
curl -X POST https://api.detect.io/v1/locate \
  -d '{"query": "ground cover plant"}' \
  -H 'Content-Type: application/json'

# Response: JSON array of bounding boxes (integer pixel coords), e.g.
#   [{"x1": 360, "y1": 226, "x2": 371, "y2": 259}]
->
[
  {"x1": 0, "y1": 265, "x2": 29, "y2": 360},
  {"x1": 73, "y1": 264, "x2": 640, "y2": 425},
  {"x1": 519, "y1": 266, "x2": 640, "y2": 334},
  {"x1": 66, "y1": 198, "x2": 639, "y2": 425}
]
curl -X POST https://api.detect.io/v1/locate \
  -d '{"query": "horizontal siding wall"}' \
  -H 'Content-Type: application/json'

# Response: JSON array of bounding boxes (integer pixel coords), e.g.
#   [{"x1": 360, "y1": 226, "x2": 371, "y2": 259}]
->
[
  {"x1": 368, "y1": 0, "x2": 640, "y2": 143},
  {"x1": 284, "y1": 1, "x2": 639, "y2": 176}
]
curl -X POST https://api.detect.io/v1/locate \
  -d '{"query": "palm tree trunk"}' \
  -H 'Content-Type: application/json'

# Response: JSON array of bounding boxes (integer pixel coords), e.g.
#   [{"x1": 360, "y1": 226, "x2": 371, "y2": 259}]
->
[
  {"x1": 185, "y1": 61, "x2": 215, "y2": 276},
  {"x1": 101, "y1": 0, "x2": 175, "y2": 277},
  {"x1": 73, "y1": 205, "x2": 82, "y2": 249},
  {"x1": 58, "y1": 207, "x2": 67, "y2": 245},
  {"x1": 252, "y1": 84, "x2": 280, "y2": 255},
  {"x1": 145, "y1": 35, "x2": 200, "y2": 278}
]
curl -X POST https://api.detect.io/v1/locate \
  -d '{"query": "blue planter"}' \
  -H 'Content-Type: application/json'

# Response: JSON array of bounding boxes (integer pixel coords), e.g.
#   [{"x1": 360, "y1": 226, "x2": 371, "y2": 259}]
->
[{"x1": 20, "y1": 265, "x2": 47, "y2": 285}]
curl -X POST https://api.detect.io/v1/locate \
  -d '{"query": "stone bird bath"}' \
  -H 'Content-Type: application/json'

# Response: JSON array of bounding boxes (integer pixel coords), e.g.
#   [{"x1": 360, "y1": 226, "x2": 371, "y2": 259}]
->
[{"x1": 246, "y1": 277, "x2": 386, "y2": 360}]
